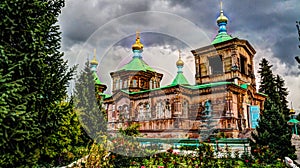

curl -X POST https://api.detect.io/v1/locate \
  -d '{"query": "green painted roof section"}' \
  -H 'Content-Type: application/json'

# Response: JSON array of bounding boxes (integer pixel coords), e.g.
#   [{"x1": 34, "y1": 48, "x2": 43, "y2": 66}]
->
[
  {"x1": 100, "y1": 93, "x2": 111, "y2": 99},
  {"x1": 171, "y1": 73, "x2": 189, "y2": 85},
  {"x1": 240, "y1": 83, "x2": 250, "y2": 89},
  {"x1": 93, "y1": 71, "x2": 102, "y2": 85},
  {"x1": 211, "y1": 32, "x2": 233, "y2": 45},
  {"x1": 119, "y1": 57, "x2": 155, "y2": 72},
  {"x1": 288, "y1": 118, "x2": 300, "y2": 124},
  {"x1": 257, "y1": 92, "x2": 268, "y2": 97},
  {"x1": 185, "y1": 81, "x2": 232, "y2": 89},
  {"x1": 117, "y1": 81, "x2": 232, "y2": 96}
]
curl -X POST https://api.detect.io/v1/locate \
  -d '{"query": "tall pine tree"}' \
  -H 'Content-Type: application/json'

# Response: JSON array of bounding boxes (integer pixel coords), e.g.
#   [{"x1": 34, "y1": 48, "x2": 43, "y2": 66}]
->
[
  {"x1": 251, "y1": 58, "x2": 295, "y2": 163},
  {"x1": 74, "y1": 60, "x2": 107, "y2": 142},
  {"x1": 0, "y1": 0, "x2": 84, "y2": 167}
]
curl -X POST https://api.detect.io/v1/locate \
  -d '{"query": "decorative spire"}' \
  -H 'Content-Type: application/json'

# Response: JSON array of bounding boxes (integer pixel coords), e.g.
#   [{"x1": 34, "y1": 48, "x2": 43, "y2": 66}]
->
[
  {"x1": 132, "y1": 31, "x2": 144, "y2": 52},
  {"x1": 211, "y1": 1, "x2": 233, "y2": 44},
  {"x1": 171, "y1": 50, "x2": 189, "y2": 85},
  {"x1": 176, "y1": 49, "x2": 184, "y2": 68},
  {"x1": 90, "y1": 48, "x2": 98, "y2": 65},
  {"x1": 90, "y1": 49, "x2": 98, "y2": 72},
  {"x1": 216, "y1": 0, "x2": 228, "y2": 32},
  {"x1": 290, "y1": 102, "x2": 295, "y2": 115}
]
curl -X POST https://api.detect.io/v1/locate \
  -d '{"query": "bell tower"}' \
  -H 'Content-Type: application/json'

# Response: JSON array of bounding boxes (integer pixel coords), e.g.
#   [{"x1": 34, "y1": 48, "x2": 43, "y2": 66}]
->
[{"x1": 192, "y1": 1, "x2": 256, "y2": 88}]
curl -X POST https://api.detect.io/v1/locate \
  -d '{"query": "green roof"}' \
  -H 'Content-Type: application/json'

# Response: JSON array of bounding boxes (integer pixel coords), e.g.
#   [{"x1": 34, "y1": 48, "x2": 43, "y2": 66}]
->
[
  {"x1": 93, "y1": 71, "x2": 102, "y2": 85},
  {"x1": 185, "y1": 81, "x2": 232, "y2": 89},
  {"x1": 288, "y1": 118, "x2": 300, "y2": 124},
  {"x1": 211, "y1": 32, "x2": 233, "y2": 45},
  {"x1": 116, "y1": 81, "x2": 232, "y2": 96},
  {"x1": 240, "y1": 83, "x2": 250, "y2": 89},
  {"x1": 171, "y1": 73, "x2": 189, "y2": 85},
  {"x1": 119, "y1": 57, "x2": 155, "y2": 72},
  {"x1": 100, "y1": 93, "x2": 111, "y2": 99}
]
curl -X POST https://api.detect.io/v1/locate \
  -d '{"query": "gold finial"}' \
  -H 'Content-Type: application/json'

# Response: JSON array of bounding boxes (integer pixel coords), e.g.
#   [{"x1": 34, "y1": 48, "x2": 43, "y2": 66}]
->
[
  {"x1": 132, "y1": 30, "x2": 144, "y2": 51},
  {"x1": 90, "y1": 48, "x2": 98, "y2": 65},
  {"x1": 290, "y1": 102, "x2": 295, "y2": 115},
  {"x1": 217, "y1": 0, "x2": 228, "y2": 24},
  {"x1": 136, "y1": 30, "x2": 140, "y2": 39},
  {"x1": 176, "y1": 49, "x2": 184, "y2": 66}
]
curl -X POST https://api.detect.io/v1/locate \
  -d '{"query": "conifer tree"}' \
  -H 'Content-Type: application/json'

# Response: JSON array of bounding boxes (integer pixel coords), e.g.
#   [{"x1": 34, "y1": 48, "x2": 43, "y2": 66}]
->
[
  {"x1": 275, "y1": 74, "x2": 290, "y2": 119},
  {"x1": 74, "y1": 60, "x2": 107, "y2": 142},
  {"x1": 0, "y1": 0, "x2": 83, "y2": 167},
  {"x1": 251, "y1": 58, "x2": 295, "y2": 163}
]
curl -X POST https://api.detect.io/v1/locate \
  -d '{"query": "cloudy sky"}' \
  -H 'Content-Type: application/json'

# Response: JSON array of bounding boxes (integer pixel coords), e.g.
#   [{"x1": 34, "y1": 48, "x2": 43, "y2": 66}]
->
[{"x1": 58, "y1": 0, "x2": 300, "y2": 111}]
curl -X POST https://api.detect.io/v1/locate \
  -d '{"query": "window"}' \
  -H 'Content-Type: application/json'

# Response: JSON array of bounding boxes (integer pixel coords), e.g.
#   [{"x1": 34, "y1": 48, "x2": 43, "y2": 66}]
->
[
  {"x1": 124, "y1": 80, "x2": 128, "y2": 88},
  {"x1": 133, "y1": 79, "x2": 137, "y2": 87},
  {"x1": 145, "y1": 103, "x2": 151, "y2": 119},
  {"x1": 115, "y1": 79, "x2": 119, "y2": 90},
  {"x1": 149, "y1": 80, "x2": 153, "y2": 89},
  {"x1": 157, "y1": 101, "x2": 164, "y2": 119},
  {"x1": 165, "y1": 99, "x2": 171, "y2": 118},
  {"x1": 123, "y1": 105, "x2": 129, "y2": 120},
  {"x1": 182, "y1": 100, "x2": 188, "y2": 118},
  {"x1": 208, "y1": 55, "x2": 223, "y2": 75},
  {"x1": 119, "y1": 79, "x2": 122, "y2": 89},
  {"x1": 240, "y1": 56, "x2": 247, "y2": 74},
  {"x1": 139, "y1": 104, "x2": 144, "y2": 120}
]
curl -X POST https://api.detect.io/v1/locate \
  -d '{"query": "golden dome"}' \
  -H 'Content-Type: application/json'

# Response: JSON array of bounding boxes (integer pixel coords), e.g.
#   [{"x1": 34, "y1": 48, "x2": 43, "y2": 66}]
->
[
  {"x1": 132, "y1": 31, "x2": 143, "y2": 51},
  {"x1": 90, "y1": 58, "x2": 98, "y2": 65},
  {"x1": 217, "y1": 11, "x2": 228, "y2": 24},
  {"x1": 176, "y1": 50, "x2": 184, "y2": 66},
  {"x1": 176, "y1": 59, "x2": 184, "y2": 66}
]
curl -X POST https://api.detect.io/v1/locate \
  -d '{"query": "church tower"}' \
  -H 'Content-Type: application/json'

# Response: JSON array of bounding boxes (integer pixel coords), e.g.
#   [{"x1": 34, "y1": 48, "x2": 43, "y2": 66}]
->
[
  {"x1": 171, "y1": 50, "x2": 189, "y2": 85},
  {"x1": 192, "y1": 1, "x2": 256, "y2": 88},
  {"x1": 110, "y1": 32, "x2": 163, "y2": 93}
]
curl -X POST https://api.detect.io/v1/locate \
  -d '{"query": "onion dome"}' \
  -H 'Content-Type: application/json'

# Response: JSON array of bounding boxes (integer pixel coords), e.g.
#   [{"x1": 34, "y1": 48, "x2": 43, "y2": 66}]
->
[
  {"x1": 211, "y1": 1, "x2": 233, "y2": 45},
  {"x1": 217, "y1": 10, "x2": 228, "y2": 24},
  {"x1": 132, "y1": 31, "x2": 143, "y2": 51}
]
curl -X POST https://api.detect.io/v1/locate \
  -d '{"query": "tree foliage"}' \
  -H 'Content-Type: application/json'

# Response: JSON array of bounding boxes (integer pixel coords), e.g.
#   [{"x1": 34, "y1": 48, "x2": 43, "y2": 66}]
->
[
  {"x1": 251, "y1": 58, "x2": 296, "y2": 163},
  {"x1": 0, "y1": 0, "x2": 85, "y2": 167},
  {"x1": 74, "y1": 60, "x2": 107, "y2": 142}
]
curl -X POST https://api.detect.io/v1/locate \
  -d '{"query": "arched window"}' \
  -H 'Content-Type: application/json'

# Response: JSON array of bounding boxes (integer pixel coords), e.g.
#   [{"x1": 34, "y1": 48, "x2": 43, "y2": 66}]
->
[
  {"x1": 149, "y1": 80, "x2": 153, "y2": 89},
  {"x1": 165, "y1": 99, "x2": 171, "y2": 118},
  {"x1": 123, "y1": 105, "x2": 129, "y2": 120},
  {"x1": 123, "y1": 80, "x2": 128, "y2": 88},
  {"x1": 183, "y1": 100, "x2": 189, "y2": 118},
  {"x1": 156, "y1": 101, "x2": 163, "y2": 119},
  {"x1": 115, "y1": 79, "x2": 119, "y2": 90},
  {"x1": 119, "y1": 79, "x2": 122, "y2": 89},
  {"x1": 133, "y1": 79, "x2": 137, "y2": 87},
  {"x1": 138, "y1": 103, "x2": 144, "y2": 120},
  {"x1": 145, "y1": 102, "x2": 151, "y2": 119}
]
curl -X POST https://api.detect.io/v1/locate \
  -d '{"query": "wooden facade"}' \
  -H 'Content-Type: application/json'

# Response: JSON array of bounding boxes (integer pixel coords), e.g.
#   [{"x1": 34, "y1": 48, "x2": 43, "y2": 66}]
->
[{"x1": 103, "y1": 37, "x2": 266, "y2": 139}]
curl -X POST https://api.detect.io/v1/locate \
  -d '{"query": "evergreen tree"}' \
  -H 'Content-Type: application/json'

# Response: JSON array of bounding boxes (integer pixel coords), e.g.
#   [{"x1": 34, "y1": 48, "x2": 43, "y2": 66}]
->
[
  {"x1": 251, "y1": 58, "x2": 295, "y2": 163},
  {"x1": 74, "y1": 60, "x2": 107, "y2": 142},
  {"x1": 275, "y1": 74, "x2": 290, "y2": 119},
  {"x1": 0, "y1": 0, "x2": 83, "y2": 167}
]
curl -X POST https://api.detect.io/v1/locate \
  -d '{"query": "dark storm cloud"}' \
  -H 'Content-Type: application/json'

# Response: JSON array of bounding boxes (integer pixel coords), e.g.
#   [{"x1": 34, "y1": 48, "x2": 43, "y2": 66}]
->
[
  {"x1": 59, "y1": 0, "x2": 151, "y2": 49},
  {"x1": 168, "y1": 0, "x2": 300, "y2": 67},
  {"x1": 60, "y1": 0, "x2": 300, "y2": 68}
]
